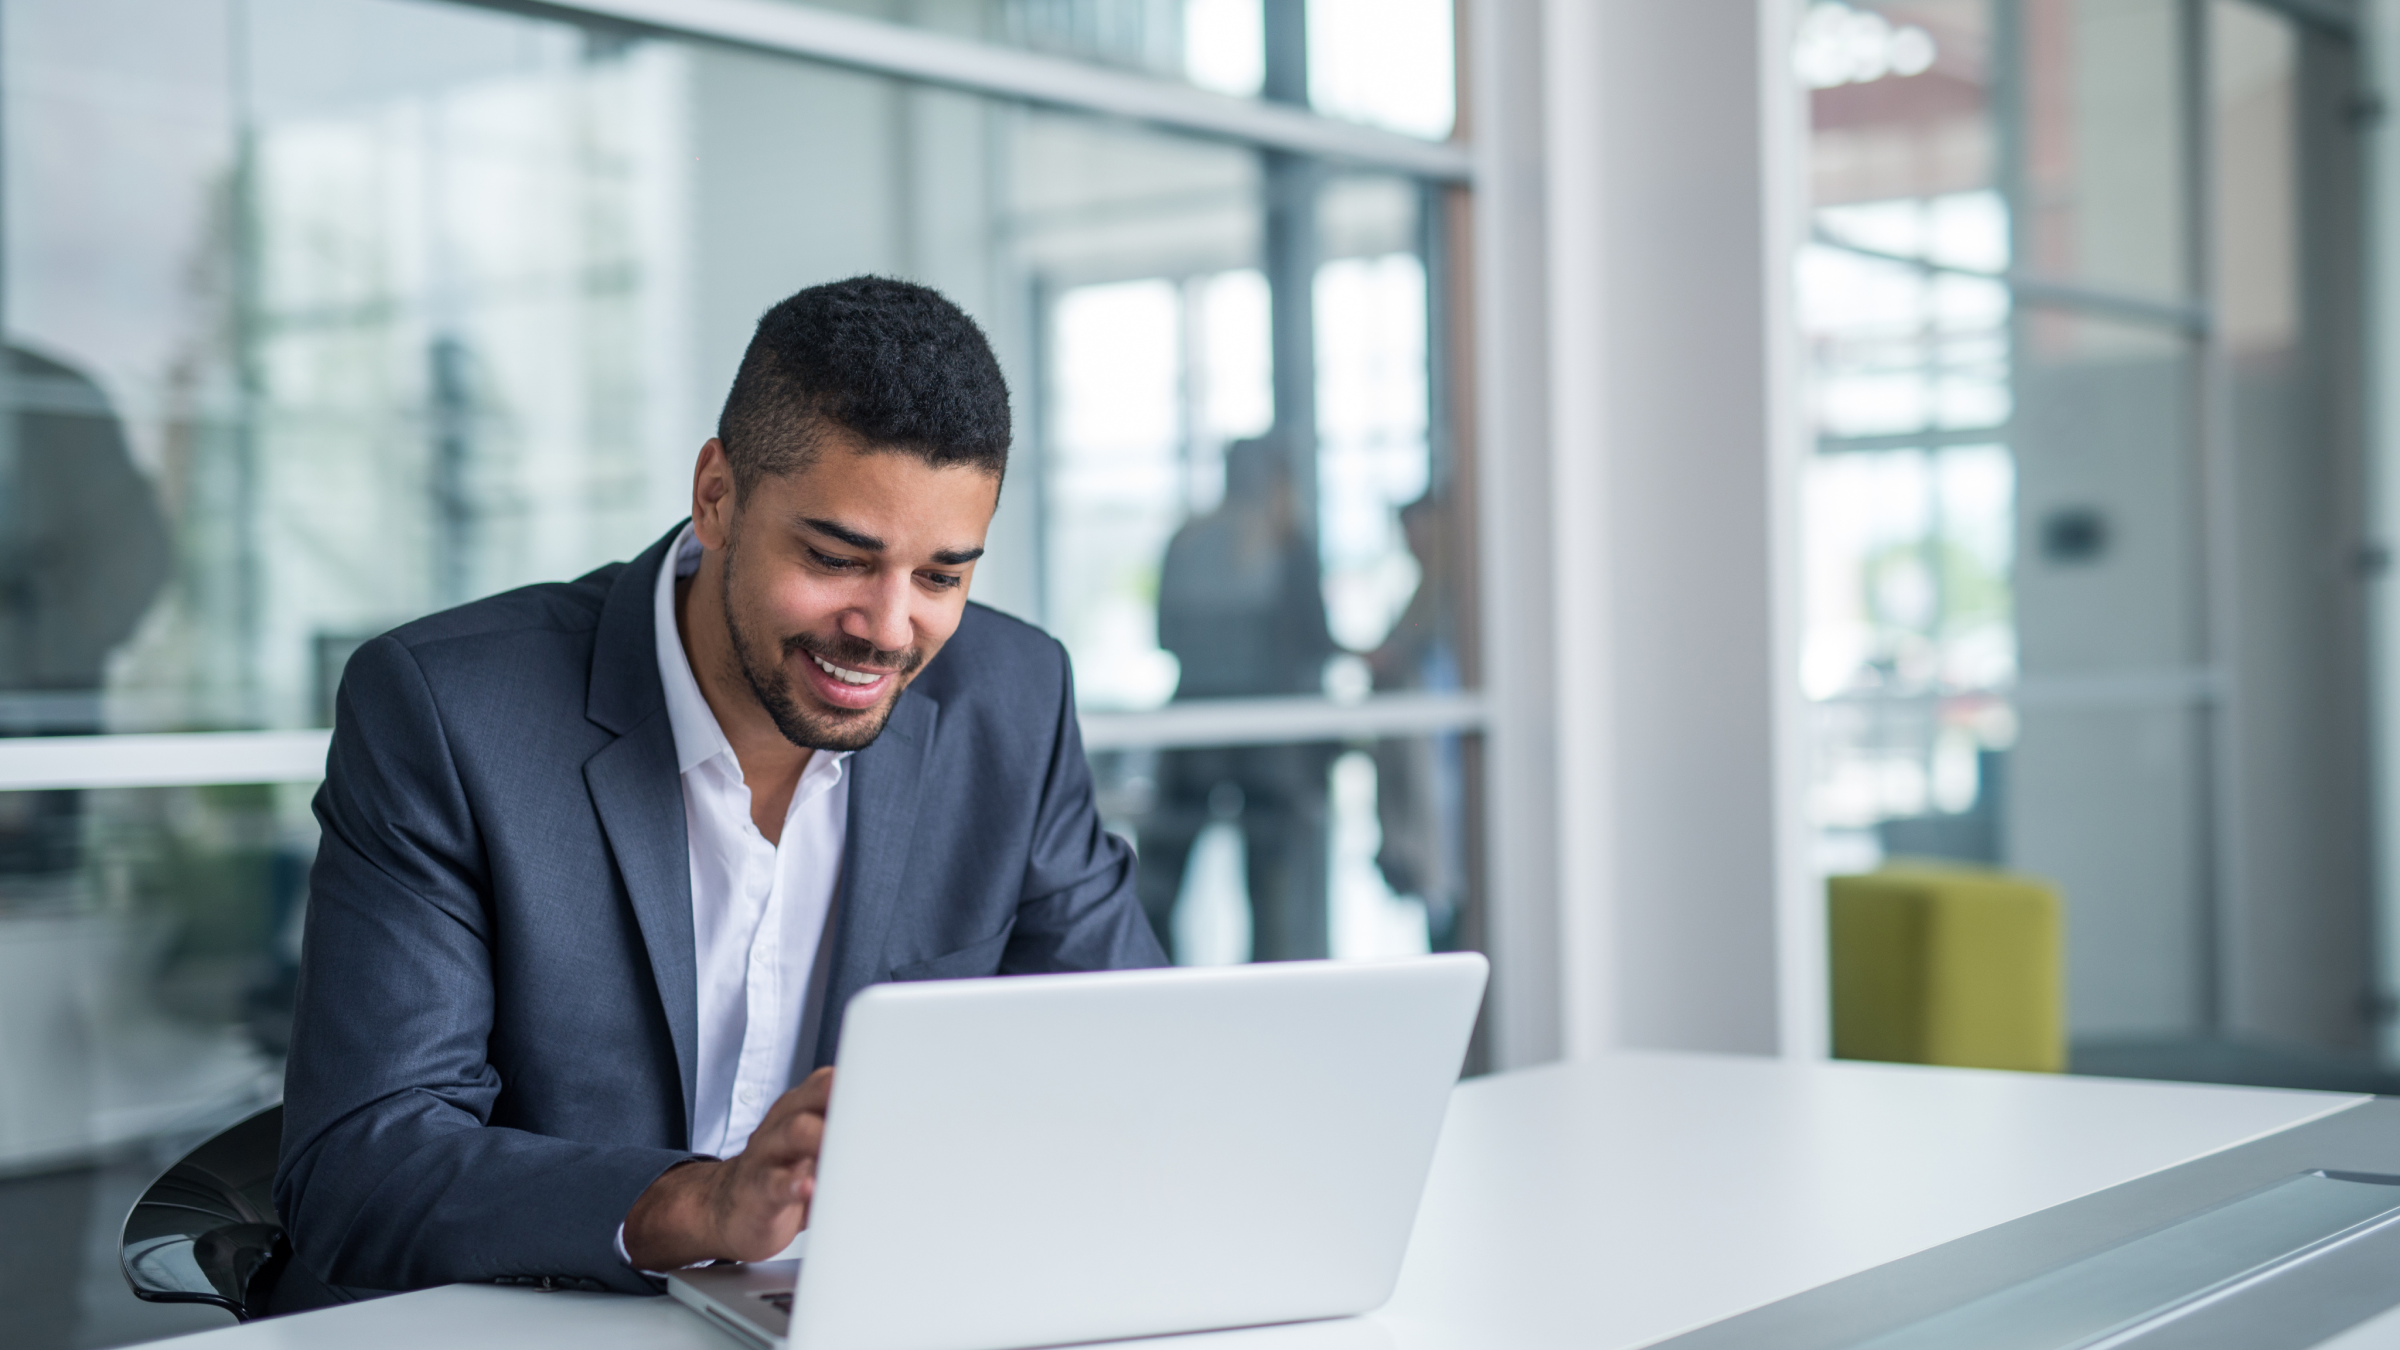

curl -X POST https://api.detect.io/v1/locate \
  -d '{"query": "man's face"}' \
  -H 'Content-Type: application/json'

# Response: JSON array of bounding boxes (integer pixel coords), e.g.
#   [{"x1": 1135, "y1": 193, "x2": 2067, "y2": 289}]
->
[{"x1": 706, "y1": 438, "x2": 998, "y2": 752}]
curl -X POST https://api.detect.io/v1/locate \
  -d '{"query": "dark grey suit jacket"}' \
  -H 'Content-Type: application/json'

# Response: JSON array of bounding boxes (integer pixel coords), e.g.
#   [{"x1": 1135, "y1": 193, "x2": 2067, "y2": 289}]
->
[{"x1": 274, "y1": 525, "x2": 1165, "y2": 1296}]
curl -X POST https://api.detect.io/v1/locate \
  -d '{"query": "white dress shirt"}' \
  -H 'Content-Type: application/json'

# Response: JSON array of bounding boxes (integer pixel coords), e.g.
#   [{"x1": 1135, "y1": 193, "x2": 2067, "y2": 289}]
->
[{"x1": 652, "y1": 524, "x2": 850, "y2": 1158}]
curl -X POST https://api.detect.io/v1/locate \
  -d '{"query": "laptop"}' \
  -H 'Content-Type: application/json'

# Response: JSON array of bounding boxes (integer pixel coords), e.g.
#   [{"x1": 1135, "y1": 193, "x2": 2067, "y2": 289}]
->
[{"x1": 668, "y1": 952, "x2": 1488, "y2": 1350}]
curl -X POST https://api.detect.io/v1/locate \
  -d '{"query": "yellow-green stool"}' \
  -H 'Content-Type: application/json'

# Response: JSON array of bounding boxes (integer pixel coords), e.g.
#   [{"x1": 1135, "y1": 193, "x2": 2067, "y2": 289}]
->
[{"x1": 1829, "y1": 864, "x2": 2065, "y2": 1073}]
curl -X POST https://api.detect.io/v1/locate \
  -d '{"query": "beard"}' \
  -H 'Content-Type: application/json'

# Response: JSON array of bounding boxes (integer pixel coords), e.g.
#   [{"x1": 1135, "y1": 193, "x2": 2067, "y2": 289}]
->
[{"x1": 719, "y1": 535, "x2": 924, "y2": 753}]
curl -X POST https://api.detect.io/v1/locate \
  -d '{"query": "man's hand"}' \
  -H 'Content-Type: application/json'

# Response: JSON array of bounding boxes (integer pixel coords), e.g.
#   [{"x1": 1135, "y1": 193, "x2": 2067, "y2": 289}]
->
[{"x1": 622, "y1": 1067, "x2": 834, "y2": 1270}]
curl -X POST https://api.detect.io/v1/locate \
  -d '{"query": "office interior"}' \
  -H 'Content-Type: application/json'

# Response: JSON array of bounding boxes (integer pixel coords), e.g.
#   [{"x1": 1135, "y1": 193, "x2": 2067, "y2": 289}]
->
[{"x1": 2, "y1": 0, "x2": 2396, "y2": 1345}]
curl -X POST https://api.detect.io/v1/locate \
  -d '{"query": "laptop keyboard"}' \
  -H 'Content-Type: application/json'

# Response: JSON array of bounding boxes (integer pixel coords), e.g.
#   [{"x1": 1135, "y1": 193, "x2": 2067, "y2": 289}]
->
[{"x1": 757, "y1": 1291, "x2": 794, "y2": 1314}]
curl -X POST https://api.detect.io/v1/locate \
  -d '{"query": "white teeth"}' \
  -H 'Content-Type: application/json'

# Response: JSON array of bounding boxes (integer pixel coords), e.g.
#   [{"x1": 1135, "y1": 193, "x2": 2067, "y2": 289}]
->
[{"x1": 813, "y1": 654, "x2": 880, "y2": 686}]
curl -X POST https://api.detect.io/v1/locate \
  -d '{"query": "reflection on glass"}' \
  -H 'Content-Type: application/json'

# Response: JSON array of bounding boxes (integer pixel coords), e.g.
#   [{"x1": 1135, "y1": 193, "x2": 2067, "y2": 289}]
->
[
  {"x1": 1141, "y1": 439, "x2": 1338, "y2": 958},
  {"x1": 1034, "y1": 161, "x2": 1443, "y2": 957},
  {"x1": 1046, "y1": 272, "x2": 1271, "y2": 708},
  {"x1": 1041, "y1": 176, "x2": 1431, "y2": 709},
  {"x1": 1805, "y1": 192, "x2": 2012, "y2": 440},
  {"x1": 1800, "y1": 1, "x2": 2019, "y2": 879},
  {"x1": 1802, "y1": 444, "x2": 2015, "y2": 703},
  {"x1": 0, "y1": 785, "x2": 299, "y2": 1171},
  {"x1": 1316, "y1": 250, "x2": 1430, "y2": 650},
  {"x1": 1, "y1": 347, "x2": 173, "y2": 742},
  {"x1": 2014, "y1": 0, "x2": 2190, "y2": 301},
  {"x1": 1095, "y1": 739, "x2": 1456, "y2": 966},
  {"x1": 7, "y1": 0, "x2": 692, "y2": 732},
  {"x1": 1158, "y1": 438, "x2": 1334, "y2": 700},
  {"x1": 1802, "y1": 445, "x2": 2016, "y2": 862},
  {"x1": 8, "y1": 1, "x2": 1453, "y2": 734}
]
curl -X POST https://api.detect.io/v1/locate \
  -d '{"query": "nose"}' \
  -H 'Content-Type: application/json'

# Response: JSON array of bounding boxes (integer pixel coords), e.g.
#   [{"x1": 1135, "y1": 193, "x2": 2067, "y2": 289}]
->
[{"x1": 842, "y1": 570, "x2": 915, "y2": 662}]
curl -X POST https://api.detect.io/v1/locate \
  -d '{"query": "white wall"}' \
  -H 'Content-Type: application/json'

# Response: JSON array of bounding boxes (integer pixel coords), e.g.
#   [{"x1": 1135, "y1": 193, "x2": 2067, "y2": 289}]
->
[{"x1": 1475, "y1": 0, "x2": 1810, "y2": 1067}]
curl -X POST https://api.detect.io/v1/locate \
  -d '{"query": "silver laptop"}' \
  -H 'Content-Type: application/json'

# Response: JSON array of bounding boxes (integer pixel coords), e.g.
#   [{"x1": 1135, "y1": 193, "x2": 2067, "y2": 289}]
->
[{"x1": 668, "y1": 953, "x2": 1487, "y2": 1350}]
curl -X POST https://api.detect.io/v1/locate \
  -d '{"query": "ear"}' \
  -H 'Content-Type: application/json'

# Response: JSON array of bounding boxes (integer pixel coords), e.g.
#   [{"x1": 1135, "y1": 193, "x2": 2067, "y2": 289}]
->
[{"x1": 692, "y1": 439, "x2": 737, "y2": 551}]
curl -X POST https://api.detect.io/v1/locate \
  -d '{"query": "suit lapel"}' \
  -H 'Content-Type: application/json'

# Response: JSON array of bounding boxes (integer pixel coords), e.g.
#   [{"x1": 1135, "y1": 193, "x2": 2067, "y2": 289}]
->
[
  {"x1": 584, "y1": 525, "x2": 700, "y2": 1142},
  {"x1": 811, "y1": 689, "x2": 939, "y2": 1067},
  {"x1": 586, "y1": 717, "x2": 697, "y2": 1140}
]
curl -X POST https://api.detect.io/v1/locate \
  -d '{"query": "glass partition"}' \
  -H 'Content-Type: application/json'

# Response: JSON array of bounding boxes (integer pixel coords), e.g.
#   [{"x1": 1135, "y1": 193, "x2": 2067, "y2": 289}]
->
[{"x1": 3, "y1": 0, "x2": 1459, "y2": 734}]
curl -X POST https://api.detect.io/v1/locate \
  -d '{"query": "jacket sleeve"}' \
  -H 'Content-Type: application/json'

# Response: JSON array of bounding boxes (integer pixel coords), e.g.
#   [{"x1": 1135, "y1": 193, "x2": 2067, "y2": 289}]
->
[
  {"x1": 1001, "y1": 647, "x2": 1169, "y2": 974},
  {"x1": 273, "y1": 634, "x2": 691, "y2": 1296}
]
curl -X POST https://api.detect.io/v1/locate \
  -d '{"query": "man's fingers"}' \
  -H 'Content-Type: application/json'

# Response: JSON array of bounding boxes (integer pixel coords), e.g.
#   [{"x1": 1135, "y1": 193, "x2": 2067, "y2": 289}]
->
[
  {"x1": 754, "y1": 1108, "x2": 824, "y2": 1164},
  {"x1": 746, "y1": 1071, "x2": 835, "y2": 1144},
  {"x1": 708, "y1": 1085, "x2": 835, "y2": 1261},
  {"x1": 741, "y1": 1086, "x2": 831, "y2": 1166},
  {"x1": 795, "y1": 1065, "x2": 835, "y2": 1111},
  {"x1": 770, "y1": 1069, "x2": 834, "y2": 1119},
  {"x1": 739, "y1": 1117, "x2": 823, "y2": 1201}
]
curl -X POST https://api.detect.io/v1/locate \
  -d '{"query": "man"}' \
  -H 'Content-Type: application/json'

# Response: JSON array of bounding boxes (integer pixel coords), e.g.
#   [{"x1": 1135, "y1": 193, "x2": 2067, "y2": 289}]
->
[
  {"x1": 1139, "y1": 437, "x2": 1338, "y2": 961},
  {"x1": 0, "y1": 344, "x2": 171, "y2": 874},
  {"x1": 274, "y1": 277, "x2": 1165, "y2": 1300}
]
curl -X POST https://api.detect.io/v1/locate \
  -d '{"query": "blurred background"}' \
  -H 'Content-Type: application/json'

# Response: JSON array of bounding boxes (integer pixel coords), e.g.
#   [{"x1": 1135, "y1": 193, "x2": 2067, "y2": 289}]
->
[
  {"x1": 4, "y1": 0, "x2": 2400, "y2": 1344},
  {"x1": 1796, "y1": 0, "x2": 2382, "y2": 1086}
]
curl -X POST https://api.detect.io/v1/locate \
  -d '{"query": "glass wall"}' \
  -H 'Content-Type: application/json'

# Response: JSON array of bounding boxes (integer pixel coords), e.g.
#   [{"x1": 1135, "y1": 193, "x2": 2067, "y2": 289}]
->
[
  {"x1": 0, "y1": 2, "x2": 1475, "y2": 1344},
  {"x1": 1800, "y1": 0, "x2": 2020, "y2": 875},
  {"x1": 1800, "y1": 0, "x2": 2376, "y2": 1082}
]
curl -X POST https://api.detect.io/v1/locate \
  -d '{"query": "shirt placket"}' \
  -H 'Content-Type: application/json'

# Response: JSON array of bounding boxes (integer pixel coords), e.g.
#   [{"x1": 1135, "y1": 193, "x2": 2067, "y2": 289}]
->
[{"x1": 728, "y1": 808, "x2": 784, "y2": 1147}]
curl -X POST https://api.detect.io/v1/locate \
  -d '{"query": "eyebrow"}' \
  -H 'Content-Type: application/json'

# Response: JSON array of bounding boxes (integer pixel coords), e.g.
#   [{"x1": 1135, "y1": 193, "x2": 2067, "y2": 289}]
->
[{"x1": 802, "y1": 517, "x2": 984, "y2": 568}]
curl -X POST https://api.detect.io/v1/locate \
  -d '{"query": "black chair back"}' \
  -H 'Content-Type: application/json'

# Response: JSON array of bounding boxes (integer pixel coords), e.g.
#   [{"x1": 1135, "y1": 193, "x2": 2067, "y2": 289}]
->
[{"x1": 120, "y1": 1103, "x2": 289, "y2": 1321}]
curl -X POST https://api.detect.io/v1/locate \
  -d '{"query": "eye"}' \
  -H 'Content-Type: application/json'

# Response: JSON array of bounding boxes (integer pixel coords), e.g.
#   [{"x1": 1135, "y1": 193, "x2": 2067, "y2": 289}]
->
[
  {"x1": 808, "y1": 548, "x2": 860, "y2": 572},
  {"x1": 919, "y1": 571, "x2": 964, "y2": 591}
]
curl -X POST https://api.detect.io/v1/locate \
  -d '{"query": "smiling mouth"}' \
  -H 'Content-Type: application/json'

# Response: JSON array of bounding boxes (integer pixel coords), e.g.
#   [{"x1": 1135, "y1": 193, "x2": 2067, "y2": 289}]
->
[
  {"x1": 796, "y1": 645, "x2": 910, "y2": 713},
  {"x1": 811, "y1": 654, "x2": 885, "y2": 686}
]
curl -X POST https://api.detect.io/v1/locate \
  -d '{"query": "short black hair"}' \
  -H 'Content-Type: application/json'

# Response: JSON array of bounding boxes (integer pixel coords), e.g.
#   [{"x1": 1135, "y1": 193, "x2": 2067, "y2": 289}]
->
[{"x1": 716, "y1": 276, "x2": 1011, "y2": 493}]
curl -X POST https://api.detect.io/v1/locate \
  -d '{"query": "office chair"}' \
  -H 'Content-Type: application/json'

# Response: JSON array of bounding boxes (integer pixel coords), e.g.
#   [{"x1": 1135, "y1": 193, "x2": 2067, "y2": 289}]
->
[{"x1": 120, "y1": 1102, "x2": 290, "y2": 1321}]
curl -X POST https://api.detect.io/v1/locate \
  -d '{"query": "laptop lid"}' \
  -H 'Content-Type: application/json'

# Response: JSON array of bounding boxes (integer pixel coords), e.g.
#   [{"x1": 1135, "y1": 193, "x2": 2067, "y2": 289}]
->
[{"x1": 789, "y1": 953, "x2": 1487, "y2": 1350}]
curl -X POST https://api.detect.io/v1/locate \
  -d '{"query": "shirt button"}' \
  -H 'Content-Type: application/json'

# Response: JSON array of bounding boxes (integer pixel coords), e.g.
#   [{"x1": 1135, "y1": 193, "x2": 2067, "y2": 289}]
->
[{"x1": 738, "y1": 1084, "x2": 761, "y2": 1105}]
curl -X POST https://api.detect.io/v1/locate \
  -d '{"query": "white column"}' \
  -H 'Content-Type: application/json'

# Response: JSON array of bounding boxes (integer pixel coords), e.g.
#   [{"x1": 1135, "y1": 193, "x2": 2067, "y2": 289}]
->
[
  {"x1": 1475, "y1": 0, "x2": 1810, "y2": 1066},
  {"x1": 1468, "y1": 0, "x2": 1566, "y2": 1069}
]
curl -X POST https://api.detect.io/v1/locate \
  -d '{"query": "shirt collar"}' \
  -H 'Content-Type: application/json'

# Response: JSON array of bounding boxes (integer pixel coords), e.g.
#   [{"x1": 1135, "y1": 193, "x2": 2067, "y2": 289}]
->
[{"x1": 653, "y1": 524, "x2": 729, "y2": 777}]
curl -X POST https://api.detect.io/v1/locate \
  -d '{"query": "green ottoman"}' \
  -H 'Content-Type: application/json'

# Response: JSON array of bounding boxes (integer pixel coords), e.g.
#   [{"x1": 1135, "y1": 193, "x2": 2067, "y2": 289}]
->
[{"x1": 1829, "y1": 864, "x2": 2065, "y2": 1073}]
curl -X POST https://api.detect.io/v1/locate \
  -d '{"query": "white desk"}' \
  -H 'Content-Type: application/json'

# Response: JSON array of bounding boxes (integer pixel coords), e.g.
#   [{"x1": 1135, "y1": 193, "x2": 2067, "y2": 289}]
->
[{"x1": 149, "y1": 1052, "x2": 2369, "y2": 1350}]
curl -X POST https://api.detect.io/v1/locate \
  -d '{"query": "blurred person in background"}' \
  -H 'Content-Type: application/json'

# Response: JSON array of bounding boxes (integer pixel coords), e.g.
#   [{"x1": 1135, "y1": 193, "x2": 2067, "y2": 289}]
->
[
  {"x1": 1368, "y1": 491, "x2": 1466, "y2": 950},
  {"x1": 1139, "y1": 436, "x2": 1337, "y2": 962},
  {"x1": 0, "y1": 345, "x2": 172, "y2": 880}
]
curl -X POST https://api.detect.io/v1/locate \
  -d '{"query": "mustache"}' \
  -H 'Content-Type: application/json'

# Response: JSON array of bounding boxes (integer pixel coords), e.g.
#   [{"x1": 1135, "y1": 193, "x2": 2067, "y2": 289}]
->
[{"x1": 786, "y1": 629, "x2": 923, "y2": 678}]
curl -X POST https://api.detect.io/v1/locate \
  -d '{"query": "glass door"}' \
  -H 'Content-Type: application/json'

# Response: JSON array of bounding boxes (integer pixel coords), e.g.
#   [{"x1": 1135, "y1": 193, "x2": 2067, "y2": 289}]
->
[{"x1": 1800, "y1": 0, "x2": 2375, "y2": 1077}]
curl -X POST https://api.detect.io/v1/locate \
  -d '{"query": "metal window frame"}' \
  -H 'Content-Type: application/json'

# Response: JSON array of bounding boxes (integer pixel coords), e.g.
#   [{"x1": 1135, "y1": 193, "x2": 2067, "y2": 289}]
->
[
  {"x1": 482, "y1": 0, "x2": 1473, "y2": 180},
  {"x1": 0, "y1": 695, "x2": 1491, "y2": 792},
  {"x1": 1807, "y1": 231, "x2": 2215, "y2": 334}
]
